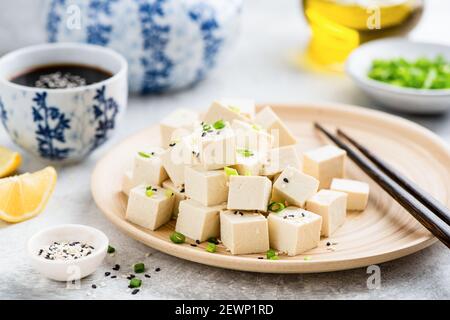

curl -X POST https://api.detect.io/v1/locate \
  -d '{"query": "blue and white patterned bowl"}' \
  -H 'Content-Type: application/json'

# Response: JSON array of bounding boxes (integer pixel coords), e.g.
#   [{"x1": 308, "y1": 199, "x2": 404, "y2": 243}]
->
[
  {"x1": 0, "y1": 43, "x2": 128, "y2": 163},
  {"x1": 45, "y1": 0, "x2": 242, "y2": 94}
]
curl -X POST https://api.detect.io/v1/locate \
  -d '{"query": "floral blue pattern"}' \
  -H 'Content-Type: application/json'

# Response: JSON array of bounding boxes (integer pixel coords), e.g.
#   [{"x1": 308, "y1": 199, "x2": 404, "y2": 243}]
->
[
  {"x1": 135, "y1": 0, "x2": 174, "y2": 94},
  {"x1": 91, "y1": 85, "x2": 119, "y2": 150},
  {"x1": 0, "y1": 97, "x2": 7, "y2": 132},
  {"x1": 32, "y1": 92, "x2": 72, "y2": 160},
  {"x1": 46, "y1": 0, "x2": 66, "y2": 42},
  {"x1": 189, "y1": 3, "x2": 224, "y2": 81},
  {"x1": 87, "y1": 0, "x2": 118, "y2": 45}
]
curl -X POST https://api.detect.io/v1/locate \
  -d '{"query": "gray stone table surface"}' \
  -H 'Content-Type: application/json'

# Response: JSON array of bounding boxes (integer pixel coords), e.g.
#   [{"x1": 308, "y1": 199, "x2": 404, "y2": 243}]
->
[{"x1": 1, "y1": 0, "x2": 449, "y2": 300}]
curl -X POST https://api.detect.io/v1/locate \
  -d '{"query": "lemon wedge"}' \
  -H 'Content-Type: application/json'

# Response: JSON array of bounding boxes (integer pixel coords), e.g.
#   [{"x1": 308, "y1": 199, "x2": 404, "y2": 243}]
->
[
  {"x1": 0, "y1": 167, "x2": 57, "y2": 223},
  {"x1": 0, "y1": 146, "x2": 21, "y2": 178}
]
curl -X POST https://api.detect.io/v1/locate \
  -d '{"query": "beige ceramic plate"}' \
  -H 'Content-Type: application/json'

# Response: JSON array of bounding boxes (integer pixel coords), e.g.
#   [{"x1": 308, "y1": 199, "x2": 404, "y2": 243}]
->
[{"x1": 91, "y1": 103, "x2": 449, "y2": 273}]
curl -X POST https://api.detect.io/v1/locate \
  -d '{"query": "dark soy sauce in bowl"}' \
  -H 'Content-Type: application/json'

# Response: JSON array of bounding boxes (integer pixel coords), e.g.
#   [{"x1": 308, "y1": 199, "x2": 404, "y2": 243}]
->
[{"x1": 10, "y1": 64, "x2": 113, "y2": 89}]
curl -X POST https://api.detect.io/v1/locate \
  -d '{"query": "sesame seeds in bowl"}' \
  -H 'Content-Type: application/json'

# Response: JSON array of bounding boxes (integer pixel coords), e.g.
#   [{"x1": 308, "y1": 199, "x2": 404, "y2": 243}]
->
[{"x1": 27, "y1": 224, "x2": 109, "y2": 281}]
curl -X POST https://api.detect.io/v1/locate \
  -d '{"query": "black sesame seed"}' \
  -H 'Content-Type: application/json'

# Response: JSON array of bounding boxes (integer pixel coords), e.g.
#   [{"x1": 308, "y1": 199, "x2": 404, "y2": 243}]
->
[
  {"x1": 326, "y1": 242, "x2": 331, "y2": 246},
  {"x1": 155, "y1": 267, "x2": 161, "y2": 272},
  {"x1": 283, "y1": 178, "x2": 289, "y2": 183},
  {"x1": 110, "y1": 275, "x2": 117, "y2": 279},
  {"x1": 169, "y1": 143, "x2": 176, "y2": 147},
  {"x1": 190, "y1": 244, "x2": 197, "y2": 247},
  {"x1": 132, "y1": 289, "x2": 140, "y2": 295},
  {"x1": 112, "y1": 264, "x2": 120, "y2": 271},
  {"x1": 145, "y1": 274, "x2": 151, "y2": 278},
  {"x1": 180, "y1": 188, "x2": 185, "y2": 193},
  {"x1": 38, "y1": 249, "x2": 43, "y2": 256},
  {"x1": 258, "y1": 257, "x2": 264, "y2": 259},
  {"x1": 105, "y1": 272, "x2": 111, "y2": 277},
  {"x1": 201, "y1": 132, "x2": 206, "y2": 137},
  {"x1": 91, "y1": 284, "x2": 97, "y2": 289},
  {"x1": 195, "y1": 240, "x2": 200, "y2": 245}
]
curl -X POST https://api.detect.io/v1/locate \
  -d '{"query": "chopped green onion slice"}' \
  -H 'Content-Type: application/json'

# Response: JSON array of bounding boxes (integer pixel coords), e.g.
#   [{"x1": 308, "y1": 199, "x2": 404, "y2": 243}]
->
[
  {"x1": 224, "y1": 166, "x2": 239, "y2": 176},
  {"x1": 268, "y1": 202, "x2": 285, "y2": 212},
  {"x1": 207, "y1": 237, "x2": 219, "y2": 245},
  {"x1": 202, "y1": 123, "x2": 212, "y2": 131},
  {"x1": 129, "y1": 278, "x2": 142, "y2": 288},
  {"x1": 165, "y1": 189, "x2": 174, "y2": 198},
  {"x1": 206, "y1": 242, "x2": 217, "y2": 253},
  {"x1": 213, "y1": 119, "x2": 225, "y2": 130},
  {"x1": 229, "y1": 106, "x2": 241, "y2": 114},
  {"x1": 133, "y1": 263, "x2": 145, "y2": 273},
  {"x1": 145, "y1": 187, "x2": 154, "y2": 197},
  {"x1": 304, "y1": 256, "x2": 312, "y2": 261},
  {"x1": 138, "y1": 151, "x2": 151, "y2": 158},
  {"x1": 237, "y1": 149, "x2": 254, "y2": 157},
  {"x1": 266, "y1": 249, "x2": 277, "y2": 259},
  {"x1": 269, "y1": 256, "x2": 279, "y2": 260},
  {"x1": 107, "y1": 245, "x2": 115, "y2": 254},
  {"x1": 170, "y1": 232, "x2": 185, "y2": 244},
  {"x1": 251, "y1": 124, "x2": 262, "y2": 131}
]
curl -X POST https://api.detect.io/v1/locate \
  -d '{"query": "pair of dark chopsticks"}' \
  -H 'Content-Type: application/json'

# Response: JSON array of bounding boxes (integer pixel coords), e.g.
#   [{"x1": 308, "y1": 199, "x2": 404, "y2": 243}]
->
[{"x1": 314, "y1": 123, "x2": 450, "y2": 249}]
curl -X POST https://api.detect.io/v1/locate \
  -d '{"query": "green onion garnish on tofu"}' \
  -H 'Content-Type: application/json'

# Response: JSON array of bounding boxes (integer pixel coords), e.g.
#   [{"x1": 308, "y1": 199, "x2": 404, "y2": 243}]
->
[
  {"x1": 202, "y1": 123, "x2": 212, "y2": 131},
  {"x1": 206, "y1": 242, "x2": 217, "y2": 253},
  {"x1": 213, "y1": 119, "x2": 225, "y2": 130},
  {"x1": 266, "y1": 249, "x2": 277, "y2": 259},
  {"x1": 237, "y1": 149, "x2": 254, "y2": 157},
  {"x1": 251, "y1": 124, "x2": 262, "y2": 131},
  {"x1": 138, "y1": 151, "x2": 152, "y2": 158},
  {"x1": 107, "y1": 245, "x2": 115, "y2": 254},
  {"x1": 268, "y1": 202, "x2": 285, "y2": 213},
  {"x1": 224, "y1": 166, "x2": 239, "y2": 176},
  {"x1": 170, "y1": 232, "x2": 185, "y2": 244},
  {"x1": 129, "y1": 278, "x2": 142, "y2": 288},
  {"x1": 145, "y1": 187, "x2": 154, "y2": 197},
  {"x1": 133, "y1": 263, "x2": 145, "y2": 273}
]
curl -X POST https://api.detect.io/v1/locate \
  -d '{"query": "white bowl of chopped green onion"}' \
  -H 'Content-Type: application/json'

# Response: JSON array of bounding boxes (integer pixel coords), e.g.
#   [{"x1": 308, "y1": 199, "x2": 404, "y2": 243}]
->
[
  {"x1": 346, "y1": 38, "x2": 450, "y2": 114},
  {"x1": 27, "y1": 224, "x2": 109, "y2": 282}
]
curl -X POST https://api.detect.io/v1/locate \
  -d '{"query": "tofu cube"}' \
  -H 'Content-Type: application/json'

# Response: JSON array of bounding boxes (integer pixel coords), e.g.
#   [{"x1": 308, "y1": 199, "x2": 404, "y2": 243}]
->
[
  {"x1": 121, "y1": 170, "x2": 133, "y2": 196},
  {"x1": 262, "y1": 145, "x2": 301, "y2": 176},
  {"x1": 160, "y1": 108, "x2": 199, "y2": 148},
  {"x1": 162, "y1": 179, "x2": 186, "y2": 218},
  {"x1": 203, "y1": 99, "x2": 254, "y2": 124},
  {"x1": 254, "y1": 106, "x2": 297, "y2": 147},
  {"x1": 190, "y1": 123, "x2": 236, "y2": 170},
  {"x1": 220, "y1": 210, "x2": 269, "y2": 255},
  {"x1": 330, "y1": 178, "x2": 369, "y2": 211},
  {"x1": 272, "y1": 166, "x2": 319, "y2": 207},
  {"x1": 131, "y1": 148, "x2": 168, "y2": 187},
  {"x1": 125, "y1": 185, "x2": 175, "y2": 231},
  {"x1": 160, "y1": 138, "x2": 198, "y2": 187},
  {"x1": 306, "y1": 189, "x2": 347, "y2": 237},
  {"x1": 232, "y1": 119, "x2": 273, "y2": 152},
  {"x1": 268, "y1": 207, "x2": 322, "y2": 256},
  {"x1": 227, "y1": 176, "x2": 272, "y2": 211},
  {"x1": 175, "y1": 199, "x2": 225, "y2": 242},
  {"x1": 303, "y1": 145, "x2": 346, "y2": 189},
  {"x1": 232, "y1": 149, "x2": 263, "y2": 176},
  {"x1": 184, "y1": 166, "x2": 228, "y2": 206}
]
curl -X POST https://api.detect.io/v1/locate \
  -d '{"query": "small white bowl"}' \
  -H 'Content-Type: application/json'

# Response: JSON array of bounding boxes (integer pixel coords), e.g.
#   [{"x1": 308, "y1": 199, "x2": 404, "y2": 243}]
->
[
  {"x1": 27, "y1": 224, "x2": 108, "y2": 282},
  {"x1": 346, "y1": 38, "x2": 450, "y2": 114}
]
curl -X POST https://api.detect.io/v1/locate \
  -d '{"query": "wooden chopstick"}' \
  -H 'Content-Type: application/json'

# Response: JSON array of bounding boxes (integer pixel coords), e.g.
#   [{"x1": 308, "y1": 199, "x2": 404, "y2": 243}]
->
[
  {"x1": 314, "y1": 122, "x2": 450, "y2": 249},
  {"x1": 337, "y1": 128, "x2": 450, "y2": 226}
]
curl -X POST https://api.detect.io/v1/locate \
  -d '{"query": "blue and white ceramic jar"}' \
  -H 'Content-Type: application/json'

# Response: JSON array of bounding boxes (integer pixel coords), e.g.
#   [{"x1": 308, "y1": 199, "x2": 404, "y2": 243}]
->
[
  {"x1": 44, "y1": 0, "x2": 242, "y2": 94},
  {"x1": 0, "y1": 43, "x2": 128, "y2": 162}
]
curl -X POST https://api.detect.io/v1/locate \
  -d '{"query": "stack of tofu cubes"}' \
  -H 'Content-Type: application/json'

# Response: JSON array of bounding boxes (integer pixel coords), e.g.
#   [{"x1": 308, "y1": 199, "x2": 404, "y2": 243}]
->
[{"x1": 122, "y1": 99, "x2": 370, "y2": 257}]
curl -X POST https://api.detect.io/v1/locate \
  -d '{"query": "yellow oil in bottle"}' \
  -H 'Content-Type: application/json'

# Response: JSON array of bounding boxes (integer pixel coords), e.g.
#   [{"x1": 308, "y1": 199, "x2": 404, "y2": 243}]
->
[{"x1": 302, "y1": 0, "x2": 423, "y2": 70}]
